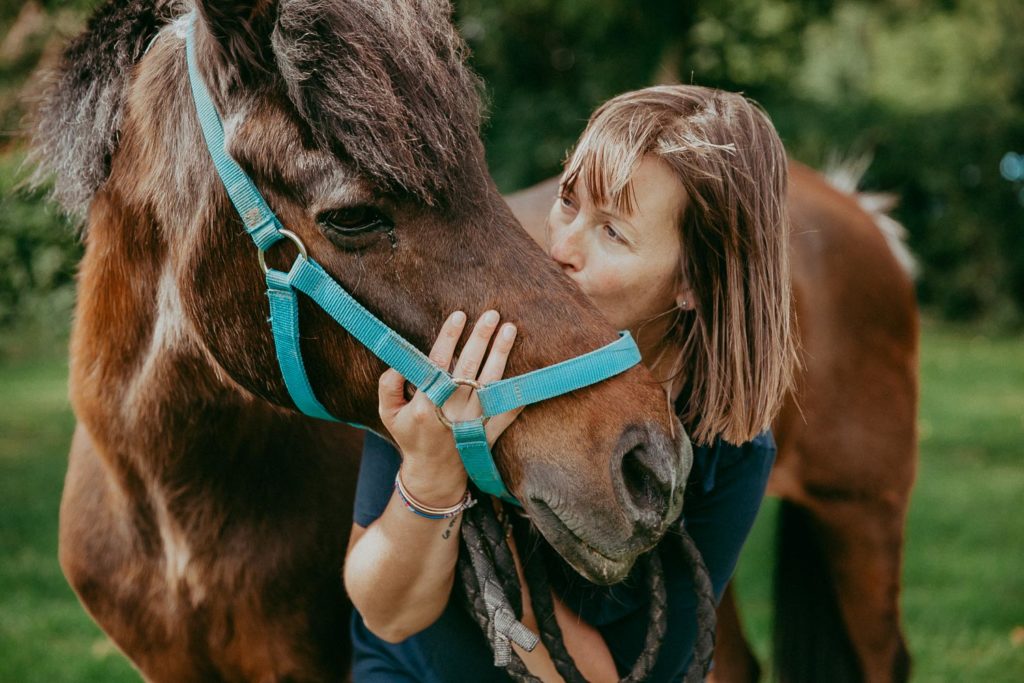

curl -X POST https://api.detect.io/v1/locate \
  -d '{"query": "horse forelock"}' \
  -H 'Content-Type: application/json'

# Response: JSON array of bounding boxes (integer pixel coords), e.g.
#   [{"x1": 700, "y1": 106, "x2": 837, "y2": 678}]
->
[{"x1": 272, "y1": 0, "x2": 486, "y2": 206}]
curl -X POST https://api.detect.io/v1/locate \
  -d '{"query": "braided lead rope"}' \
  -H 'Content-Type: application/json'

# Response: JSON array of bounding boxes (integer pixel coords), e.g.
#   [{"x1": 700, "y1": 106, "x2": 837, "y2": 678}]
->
[
  {"x1": 458, "y1": 517, "x2": 540, "y2": 683},
  {"x1": 513, "y1": 524, "x2": 586, "y2": 683},
  {"x1": 459, "y1": 501, "x2": 718, "y2": 682},
  {"x1": 461, "y1": 511, "x2": 539, "y2": 667},
  {"x1": 621, "y1": 551, "x2": 670, "y2": 683},
  {"x1": 677, "y1": 520, "x2": 717, "y2": 683},
  {"x1": 479, "y1": 502, "x2": 523, "y2": 616},
  {"x1": 515, "y1": 522, "x2": 669, "y2": 683}
]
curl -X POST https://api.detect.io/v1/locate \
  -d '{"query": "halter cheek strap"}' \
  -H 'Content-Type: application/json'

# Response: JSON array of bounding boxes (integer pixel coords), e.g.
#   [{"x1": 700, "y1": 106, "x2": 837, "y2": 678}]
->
[{"x1": 185, "y1": 16, "x2": 641, "y2": 505}]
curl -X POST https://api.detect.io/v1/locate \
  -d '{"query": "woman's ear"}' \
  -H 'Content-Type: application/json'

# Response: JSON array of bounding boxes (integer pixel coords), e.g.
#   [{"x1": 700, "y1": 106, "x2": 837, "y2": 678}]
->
[
  {"x1": 676, "y1": 287, "x2": 696, "y2": 311},
  {"x1": 195, "y1": 0, "x2": 278, "y2": 87}
]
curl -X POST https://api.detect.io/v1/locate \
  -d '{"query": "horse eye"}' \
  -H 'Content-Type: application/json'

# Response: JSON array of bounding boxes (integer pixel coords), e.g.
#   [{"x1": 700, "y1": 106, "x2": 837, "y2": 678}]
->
[{"x1": 317, "y1": 206, "x2": 391, "y2": 234}]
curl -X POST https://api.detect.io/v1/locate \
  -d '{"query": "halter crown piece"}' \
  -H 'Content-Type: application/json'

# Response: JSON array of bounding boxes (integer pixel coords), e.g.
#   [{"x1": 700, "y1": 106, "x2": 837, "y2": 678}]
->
[{"x1": 185, "y1": 16, "x2": 641, "y2": 505}]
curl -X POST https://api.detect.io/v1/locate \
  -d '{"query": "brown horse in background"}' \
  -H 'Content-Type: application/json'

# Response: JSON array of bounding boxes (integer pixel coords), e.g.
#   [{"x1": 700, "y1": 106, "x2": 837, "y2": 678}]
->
[
  {"x1": 507, "y1": 162, "x2": 918, "y2": 683},
  {"x1": 34, "y1": 0, "x2": 692, "y2": 680}
]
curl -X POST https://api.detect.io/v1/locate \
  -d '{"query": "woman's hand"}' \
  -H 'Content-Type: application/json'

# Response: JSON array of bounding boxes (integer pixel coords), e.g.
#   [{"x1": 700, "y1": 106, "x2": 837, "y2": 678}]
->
[{"x1": 377, "y1": 309, "x2": 521, "y2": 506}]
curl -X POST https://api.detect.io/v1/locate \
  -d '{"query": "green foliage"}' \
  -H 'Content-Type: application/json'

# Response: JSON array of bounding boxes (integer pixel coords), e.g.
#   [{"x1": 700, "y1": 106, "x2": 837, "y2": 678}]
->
[
  {"x1": 0, "y1": 153, "x2": 80, "y2": 348},
  {"x1": 1, "y1": 0, "x2": 1022, "y2": 333},
  {"x1": 769, "y1": 98, "x2": 1024, "y2": 325},
  {"x1": 771, "y1": 0, "x2": 1024, "y2": 324},
  {"x1": 455, "y1": 0, "x2": 697, "y2": 188}
]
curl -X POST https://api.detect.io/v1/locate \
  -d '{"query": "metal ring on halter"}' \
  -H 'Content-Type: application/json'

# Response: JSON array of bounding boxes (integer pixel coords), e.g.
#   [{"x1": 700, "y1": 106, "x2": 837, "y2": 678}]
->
[
  {"x1": 434, "y1": 377, "x2": 491, "y2": 429},
  {"x1": 258, "y1": 229, "x2": 308, "y2": 274}
]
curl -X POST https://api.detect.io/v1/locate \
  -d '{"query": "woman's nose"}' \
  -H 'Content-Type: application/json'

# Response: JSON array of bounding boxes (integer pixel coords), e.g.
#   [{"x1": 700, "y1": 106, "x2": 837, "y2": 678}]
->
[{"x1": 549, "y1": 222, "x2": 585, "y2": 273}]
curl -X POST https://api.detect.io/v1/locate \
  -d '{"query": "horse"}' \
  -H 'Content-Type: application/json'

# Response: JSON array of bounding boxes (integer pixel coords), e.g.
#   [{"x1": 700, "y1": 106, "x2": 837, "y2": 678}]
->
[
  {"x1": 31, "y1": 0, "x2": 694, "y2": 680},
  {"x1": 506, "y1": 163, "x2": 919, "y2": 683}
]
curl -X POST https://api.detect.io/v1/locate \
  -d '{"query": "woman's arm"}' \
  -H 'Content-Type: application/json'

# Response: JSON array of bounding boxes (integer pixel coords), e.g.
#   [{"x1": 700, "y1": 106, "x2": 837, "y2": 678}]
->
[
  {"x1": 343, "y1": 310, "x2": 519, "y2": 642},
  {"x1": 343, "y1": 494, "x2": 465, "y2": 642}
]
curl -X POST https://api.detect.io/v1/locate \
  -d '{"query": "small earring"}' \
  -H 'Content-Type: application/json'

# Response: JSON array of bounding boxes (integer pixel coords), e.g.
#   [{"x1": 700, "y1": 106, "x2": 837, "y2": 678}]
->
[{"x1": 679, "y1": 299, "x2": 689, "y2": 310}]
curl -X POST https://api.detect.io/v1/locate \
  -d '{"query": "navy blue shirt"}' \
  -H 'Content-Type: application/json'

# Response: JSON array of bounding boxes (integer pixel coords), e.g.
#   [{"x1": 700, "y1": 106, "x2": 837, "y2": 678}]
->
[{"x1": 350, "y1": 429, "x2": 776, "y2": 682}]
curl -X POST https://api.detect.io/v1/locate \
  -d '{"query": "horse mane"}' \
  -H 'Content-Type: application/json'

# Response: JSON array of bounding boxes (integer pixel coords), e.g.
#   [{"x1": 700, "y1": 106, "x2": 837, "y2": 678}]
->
[
  {"x1": 31, "y1": 0, "x2": 485, "y2": 225},
  {"x1": 29, "y1": 0, "x2": 182, "y2": 221}
]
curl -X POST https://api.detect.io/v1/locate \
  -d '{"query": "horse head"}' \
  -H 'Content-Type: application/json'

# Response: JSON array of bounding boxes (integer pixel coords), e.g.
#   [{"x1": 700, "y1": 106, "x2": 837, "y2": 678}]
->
[{"x1": 37, "y1": 0, "x2": 691, "y2": 584}]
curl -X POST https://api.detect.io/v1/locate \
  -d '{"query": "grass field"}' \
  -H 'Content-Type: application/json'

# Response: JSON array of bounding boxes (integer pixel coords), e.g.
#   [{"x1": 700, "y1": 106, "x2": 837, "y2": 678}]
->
[{"x1": 0, "y1": 321, "x2": 1021, "y2": 681}]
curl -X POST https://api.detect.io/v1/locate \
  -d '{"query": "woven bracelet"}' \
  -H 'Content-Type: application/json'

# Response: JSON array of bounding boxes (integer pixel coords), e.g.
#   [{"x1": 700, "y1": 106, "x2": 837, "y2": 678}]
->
[{"x1": 394, "y1": 470, "x2": 477, "y2": 520}]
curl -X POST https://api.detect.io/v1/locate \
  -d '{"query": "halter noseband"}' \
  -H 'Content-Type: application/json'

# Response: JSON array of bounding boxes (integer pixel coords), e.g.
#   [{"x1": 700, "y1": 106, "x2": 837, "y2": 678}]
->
[{"x1": 185, "y1": 17, "x2": 641, "y2": 505}]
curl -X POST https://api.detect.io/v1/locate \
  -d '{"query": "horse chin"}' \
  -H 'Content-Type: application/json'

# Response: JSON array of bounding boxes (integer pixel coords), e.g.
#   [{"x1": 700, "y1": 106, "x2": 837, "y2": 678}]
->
[
  {"x1": 525, "y1": 497, "x2": 649, "y2": 586},
  {"x1": 556, "y1": 540, "x2": 638, "y2": 586}
]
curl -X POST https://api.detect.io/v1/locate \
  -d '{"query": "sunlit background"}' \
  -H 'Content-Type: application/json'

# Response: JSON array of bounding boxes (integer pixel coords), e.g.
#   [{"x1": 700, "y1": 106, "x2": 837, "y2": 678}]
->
[{"x1": 1, "y1": 1, "x2": 1021, "y2": 680}]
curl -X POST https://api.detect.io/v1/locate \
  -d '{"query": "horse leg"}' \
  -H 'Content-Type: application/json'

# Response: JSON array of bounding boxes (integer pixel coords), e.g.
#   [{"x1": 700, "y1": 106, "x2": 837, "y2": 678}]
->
[
  {"x1": 60, "y1": 426, "x2": 223, "y2": 682},
  {"x1": 808, "y1": 495, "x2": 911, "y2": 683},
  {"x1": 62, "y1": 425, "x2": 358, "y2": 682},
  {"x1": 709, "y1": 582, "x2": 761, "y2": 683},
  {"x1": 774, "y1": 491, "x2": 911, "y2": 683},
  {"x1": 58, "y1": 423, "x2": 215, "y2": 679}
]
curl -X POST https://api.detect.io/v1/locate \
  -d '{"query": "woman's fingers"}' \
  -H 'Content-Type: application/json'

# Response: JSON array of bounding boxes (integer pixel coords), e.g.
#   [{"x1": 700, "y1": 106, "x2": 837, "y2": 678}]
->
[
  {"x1": 377, "y1": 368, "x2": 408, "y2": 423},
  {"x1": 477, "y1": 323, "x2": 517, "y2": 384},
  {"x1": 427, "y1": 311, "x2": 467, "y2": 370},
  {"x1": 453, "y1": 310, "x2": 500, "y2": 379}
]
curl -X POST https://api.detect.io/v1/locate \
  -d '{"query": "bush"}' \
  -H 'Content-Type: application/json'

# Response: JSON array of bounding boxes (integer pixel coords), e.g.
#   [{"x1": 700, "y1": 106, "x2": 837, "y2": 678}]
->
[{"x1": 0, "y1": 153, "x2": 81, "y2": 343}]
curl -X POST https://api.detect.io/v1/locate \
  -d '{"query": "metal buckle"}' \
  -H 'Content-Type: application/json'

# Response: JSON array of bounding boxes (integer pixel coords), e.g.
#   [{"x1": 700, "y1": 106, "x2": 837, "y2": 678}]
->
[
  {"x1": 258, "y1": 229, "x2": 308, "y2": 274},
  {"x1": 434, "y1": 377, "x2": 490, "y2": 428}
]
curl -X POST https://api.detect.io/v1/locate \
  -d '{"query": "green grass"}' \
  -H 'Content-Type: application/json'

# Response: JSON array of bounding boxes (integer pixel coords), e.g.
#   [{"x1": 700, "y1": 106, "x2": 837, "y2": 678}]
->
[
  {"x1": 0, "y1": 357, "x2": 138, "y2": 682},
  {"x1": 0, "y1": 321, "x2": 1021, "y2": 680}
]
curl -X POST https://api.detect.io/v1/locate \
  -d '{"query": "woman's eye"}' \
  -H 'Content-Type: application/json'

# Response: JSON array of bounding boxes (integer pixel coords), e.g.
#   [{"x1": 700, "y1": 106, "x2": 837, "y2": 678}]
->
[
  {"x1": 603, "y1": 224, "x2": 625, "y2": 243},
  {"x1": 317, "y1": 206, "x2": 391, "y2": 234},
  {"x1": 559, "y1": 195, "x2": 577, "y2": 211}
]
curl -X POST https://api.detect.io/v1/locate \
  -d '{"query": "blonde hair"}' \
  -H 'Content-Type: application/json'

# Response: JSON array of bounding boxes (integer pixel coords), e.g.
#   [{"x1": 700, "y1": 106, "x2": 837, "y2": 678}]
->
[{"x1": 562, "y1": 85, "x2": 798, "y2": 445}]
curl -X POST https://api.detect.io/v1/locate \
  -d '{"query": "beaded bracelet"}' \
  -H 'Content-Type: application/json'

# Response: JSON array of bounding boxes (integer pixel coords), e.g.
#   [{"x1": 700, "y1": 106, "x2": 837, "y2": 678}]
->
[{"x1": 394, "y1": 470, "x2": 477, "y2": 520}]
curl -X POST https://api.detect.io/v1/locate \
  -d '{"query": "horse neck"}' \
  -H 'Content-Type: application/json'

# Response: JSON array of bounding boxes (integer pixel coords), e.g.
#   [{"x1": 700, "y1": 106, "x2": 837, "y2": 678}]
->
[{"x1": 69, "y1": 181, "x2": 304, "y2": 497}]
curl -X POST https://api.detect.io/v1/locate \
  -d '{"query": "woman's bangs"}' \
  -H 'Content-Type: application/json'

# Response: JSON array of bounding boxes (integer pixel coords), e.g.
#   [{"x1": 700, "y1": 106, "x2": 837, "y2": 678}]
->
[{"x1": 563, "y1": 124, "x2": 641, "y2": 216}]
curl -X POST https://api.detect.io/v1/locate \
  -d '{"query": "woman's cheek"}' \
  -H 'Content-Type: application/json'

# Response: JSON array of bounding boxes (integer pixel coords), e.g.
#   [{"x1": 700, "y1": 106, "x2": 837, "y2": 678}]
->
[{"x1": 592, "y1": 266, "x2": 626, "y2": 296}]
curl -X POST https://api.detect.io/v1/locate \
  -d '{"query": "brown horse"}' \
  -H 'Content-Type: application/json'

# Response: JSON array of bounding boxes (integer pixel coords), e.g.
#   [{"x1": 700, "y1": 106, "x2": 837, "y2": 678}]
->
[
  {"x1": 507, "y1": 163, "x2": 918, "y2": 683},
  {"x1": 33, "y1": 0, "x2": 692, "y2": 680}
]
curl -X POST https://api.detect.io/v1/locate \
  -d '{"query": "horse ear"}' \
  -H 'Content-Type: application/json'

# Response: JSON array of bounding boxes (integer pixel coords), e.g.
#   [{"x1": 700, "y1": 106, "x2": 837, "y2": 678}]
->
[{"x1": 195, "y1": 0, "x2": 278, "y2": 85}]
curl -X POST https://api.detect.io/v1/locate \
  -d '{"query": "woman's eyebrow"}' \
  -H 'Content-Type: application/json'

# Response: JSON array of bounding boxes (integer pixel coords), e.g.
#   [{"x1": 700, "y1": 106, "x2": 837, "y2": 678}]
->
[
  {"x1": 595, "y1": 204, "x2": 639, "y2": 234},
  {"x1": 572, "y1": 183, "x2": 640, "y2": 235}
]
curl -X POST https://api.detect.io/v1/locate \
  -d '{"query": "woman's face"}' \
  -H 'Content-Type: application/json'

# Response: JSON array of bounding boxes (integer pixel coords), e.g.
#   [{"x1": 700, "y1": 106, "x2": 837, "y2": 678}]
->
[{"x1": 546, "y1": 155, "x2": 687, "y2": 334}]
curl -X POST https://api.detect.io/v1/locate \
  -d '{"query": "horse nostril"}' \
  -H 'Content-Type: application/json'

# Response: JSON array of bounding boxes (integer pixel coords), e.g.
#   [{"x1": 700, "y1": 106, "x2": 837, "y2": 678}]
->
[{"x1": 619, "y1": 443, "x2": 672, "y2": 525}]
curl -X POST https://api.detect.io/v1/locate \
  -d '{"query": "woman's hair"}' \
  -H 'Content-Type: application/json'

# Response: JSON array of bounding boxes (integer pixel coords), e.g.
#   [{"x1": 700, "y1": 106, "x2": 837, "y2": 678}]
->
[{"x1": 561, "y1": 85, "x2": 798, "y2": 445}]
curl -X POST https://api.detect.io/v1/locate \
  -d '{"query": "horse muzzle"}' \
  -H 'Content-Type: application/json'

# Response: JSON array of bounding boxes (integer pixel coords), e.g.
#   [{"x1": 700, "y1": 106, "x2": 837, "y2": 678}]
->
[{"x1": 518, "y1": 418, "x2": 692, "y2": 585}]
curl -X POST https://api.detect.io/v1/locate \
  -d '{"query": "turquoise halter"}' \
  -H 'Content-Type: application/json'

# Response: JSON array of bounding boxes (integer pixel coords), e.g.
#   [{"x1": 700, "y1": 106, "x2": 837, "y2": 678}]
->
[{"x1": 185, "y1": 18, "x2": 642, "y2": 505}]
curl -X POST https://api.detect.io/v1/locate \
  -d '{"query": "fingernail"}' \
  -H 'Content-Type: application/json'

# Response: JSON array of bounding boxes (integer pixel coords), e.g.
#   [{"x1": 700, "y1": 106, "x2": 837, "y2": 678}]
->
[
  {"x1": 483, "y1": 310, "x2": 499, "y2": 325},
  {"x1": 451, "y1": 311, "x2": 466, "y2": 325},
  {"x1": 502, "y1": 324, "x2": 516, "y2": 340}
]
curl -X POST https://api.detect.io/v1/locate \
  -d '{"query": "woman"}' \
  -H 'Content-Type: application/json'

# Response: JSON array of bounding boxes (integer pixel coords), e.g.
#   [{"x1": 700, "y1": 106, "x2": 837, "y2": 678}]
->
[{"x1": 343, "y1": 84, "x2": 796, "y2": 681}]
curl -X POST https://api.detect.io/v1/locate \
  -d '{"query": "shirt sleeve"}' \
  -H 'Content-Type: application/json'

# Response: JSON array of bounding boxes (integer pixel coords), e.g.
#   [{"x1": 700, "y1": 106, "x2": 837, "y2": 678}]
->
[{"x1": 353, "y1": 432, "x2": 401, "y2": 528}]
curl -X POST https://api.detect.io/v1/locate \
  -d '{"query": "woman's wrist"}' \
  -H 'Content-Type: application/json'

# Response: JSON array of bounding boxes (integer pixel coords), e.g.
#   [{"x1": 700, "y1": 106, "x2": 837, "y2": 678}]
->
[
  {"x1": 395, "y1": 470, "x2": 476, "y2": 520},
  {"x1": 397, "y1": 458, "x2": 468, "y2": 509}
]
